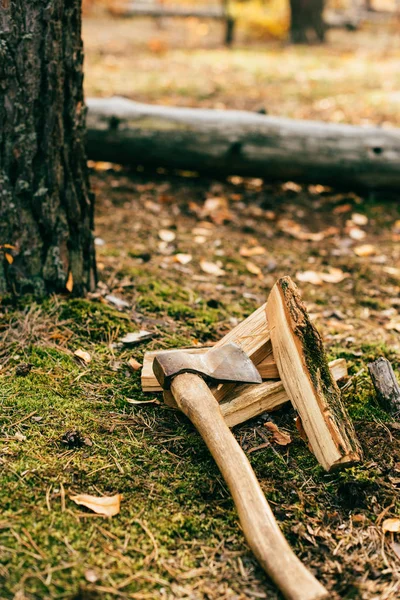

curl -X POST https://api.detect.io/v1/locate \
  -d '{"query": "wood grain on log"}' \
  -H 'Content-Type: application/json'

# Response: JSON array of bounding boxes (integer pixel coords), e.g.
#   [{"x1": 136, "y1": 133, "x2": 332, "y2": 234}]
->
[
  {"x1": 86, "y1": 97, "x2": 400, "y2": 191},
  {"x1": 368, "y1": 358, "x2": 400, "y2": 415},
  {"x1": 266, "y1": 277, "x2": 362, "y2": 471}
]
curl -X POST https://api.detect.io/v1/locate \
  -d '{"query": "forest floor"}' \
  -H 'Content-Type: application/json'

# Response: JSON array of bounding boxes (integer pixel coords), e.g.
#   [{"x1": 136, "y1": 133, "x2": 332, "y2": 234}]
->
[{"x1": 1, "y1": 15, "x2": 400, "y2": 600}]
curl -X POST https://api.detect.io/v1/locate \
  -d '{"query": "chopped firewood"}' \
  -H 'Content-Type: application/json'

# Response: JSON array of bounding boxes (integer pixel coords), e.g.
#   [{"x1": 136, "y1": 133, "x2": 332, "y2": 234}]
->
[
  {"x1": 266, "y1": 276, "x2": 362, "y2": 471},
  {"x1": 143, "y1": 350, "x2": 347, "y2": 428},
  {"x1": 368, "y1": 357, "x2": 400, "y2": 416}
]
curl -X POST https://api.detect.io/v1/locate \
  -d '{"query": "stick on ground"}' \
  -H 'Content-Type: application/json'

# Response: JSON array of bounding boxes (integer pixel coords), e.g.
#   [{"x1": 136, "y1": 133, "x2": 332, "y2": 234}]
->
[{"x1": 266, "y1": 276, "x2": 362, "y2": 471}]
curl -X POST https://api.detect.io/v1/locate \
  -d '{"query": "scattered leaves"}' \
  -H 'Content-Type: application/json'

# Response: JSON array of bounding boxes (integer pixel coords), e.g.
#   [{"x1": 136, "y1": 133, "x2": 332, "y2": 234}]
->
[
  {"x1": 74, "y1": 349, "x2": 91, "y2": 364},
  {"x1": 200, "y1": 260, "x2": 225, "y2": 277},
  {"x1": 296, "y1": 268, "x2": 348, "y2": 286},
  {"x1": 70, "y1": 493, "x2": 122, "y2": 517},
  {"x1": 264, "y1": 422, "x2": 292, "y2": 446}
]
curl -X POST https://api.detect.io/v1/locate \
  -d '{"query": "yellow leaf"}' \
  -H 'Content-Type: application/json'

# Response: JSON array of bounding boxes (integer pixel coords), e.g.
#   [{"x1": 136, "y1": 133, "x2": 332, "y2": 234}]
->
[
  {"x1": 74, "y1": 349, "x2": 91, "y2": 364},
  {"x1": 382, "y1": 518, "x2": 400, "y2": 533},
  {"x1": 70, "y1": 493, "x2": 121, "y2": 517},
  {"x1": 4, "y1": 253, "x2": 13, "y2": 264},
  {"x1": 66, "y1": 271, "x2": 74, "y2": 292},
  {"x1": 265, "y1": 422, "x2": 292, "y2": 446}
]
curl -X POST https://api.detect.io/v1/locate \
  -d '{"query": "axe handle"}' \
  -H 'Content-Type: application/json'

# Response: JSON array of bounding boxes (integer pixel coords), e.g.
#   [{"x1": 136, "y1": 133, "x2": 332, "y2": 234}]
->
[{"x1": 171, "y1": 373, "x2": 328, "y2": 600}]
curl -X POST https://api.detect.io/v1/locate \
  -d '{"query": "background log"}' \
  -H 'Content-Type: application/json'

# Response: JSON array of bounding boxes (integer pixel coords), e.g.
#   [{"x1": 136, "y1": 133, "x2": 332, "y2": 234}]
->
[
  {"x1": 368, "y1": 358, "x2": 400, "y2": 416},
  {"x1": 86, "y1": 97, "x2": 400, "y2": 191}
]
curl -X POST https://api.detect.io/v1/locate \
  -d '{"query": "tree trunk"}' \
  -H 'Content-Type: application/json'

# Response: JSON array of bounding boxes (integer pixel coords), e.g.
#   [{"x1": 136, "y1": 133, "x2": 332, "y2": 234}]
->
[
  {"x1": 86, "y1": 97, "x2": 400, "y2": 192},
  {"x1": 289, "y1": 0, "x2": 326, "y2": 43},
  {"x1": 0, "y1": 0, "x2": 96, "y2": 296}
]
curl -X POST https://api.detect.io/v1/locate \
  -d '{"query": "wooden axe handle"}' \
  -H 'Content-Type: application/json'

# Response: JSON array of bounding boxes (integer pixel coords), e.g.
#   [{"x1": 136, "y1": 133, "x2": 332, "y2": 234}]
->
[{"x1": 171, "y1": 373, "x2": 328, "y2": 600}]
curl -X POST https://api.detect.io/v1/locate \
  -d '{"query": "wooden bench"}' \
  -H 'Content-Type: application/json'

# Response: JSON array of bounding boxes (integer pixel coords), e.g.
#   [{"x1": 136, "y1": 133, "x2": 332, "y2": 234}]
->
[{"x1": 111, "y1": 1, "x2": 236, "y2": 46}]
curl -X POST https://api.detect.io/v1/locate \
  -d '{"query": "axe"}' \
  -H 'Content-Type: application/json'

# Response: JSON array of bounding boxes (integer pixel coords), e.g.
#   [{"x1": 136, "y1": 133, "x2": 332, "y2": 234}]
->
[{"x1": 153, "y1": 343, "x2": 328, "y2": 600}]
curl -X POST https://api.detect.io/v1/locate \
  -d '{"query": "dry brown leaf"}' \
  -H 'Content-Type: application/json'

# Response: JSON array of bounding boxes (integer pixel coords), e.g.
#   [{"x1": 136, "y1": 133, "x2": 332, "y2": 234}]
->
[
  {"x1": 158, "y1": 230, "x2": 176, "y2": 243},
  {"x1": 202, "y1": 197, "x2": 233, "y2": 224},
  {"x1": 128, "y1": 358, "x2": 141, "y2": 371},
  {"x1": 74, "y1": 349, "x2": 91, "y2": 364},
  {"x1": 174, "y1": 253, "x2": 192, "y2": 265},
  {"x1": 66, "y1": 271, "x2": 74, "y2": 292},
  {"x1": 385, "y1": 321, "x2": 400, "y2": 333},
  {"x1": 240, "y1": 246, "x2": 266, "y2": 257},
  {"x1": 333, "y1": 203, "x2": 352, "y2": 214},
  {"x1": 200, "y1": 260, "x2": 225, "y2": 277},
  {"x1": 354, "y1": 244, "x2": 376, "y2": 257},
  {"x1": 382, "y1": 518, "x2": 400, "y2": 533},
  {"x1": 296, "y1": 271, "x2": 323, "y2": 285},
  {"x1": 245, "y1": 261, "x2": 262, "y2": 277},
  {"x1": 320, "y1": 268, "x2": 348, "y2": 284},
  {"x1": 264, "y1": 422, "x2": 292, "y2": 446},
  {"x1": 70, "y1": 493, "x2": 121, "y2": 517},
  {"x1": 351, "y1": 213, "x2": 368, "y2": 226},
  {"x1": 348, "y1": 227, "x2": 366, "y2": 241}
]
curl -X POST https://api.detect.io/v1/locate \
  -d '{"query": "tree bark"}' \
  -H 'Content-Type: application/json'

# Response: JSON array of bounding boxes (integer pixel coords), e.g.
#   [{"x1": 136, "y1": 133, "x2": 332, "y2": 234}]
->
[
  {"x1": 368, "y1": 358, "x2": 400, "y2": 416},
  {"x1": 86, "y1": 97, "x2": 400, "y2": 192},
  {"x1": 289, "y1": 0, "x2": 326, "y2": 43},
  {"x1": 0, "y1": 0, "x2": 96, "y2": 296}
]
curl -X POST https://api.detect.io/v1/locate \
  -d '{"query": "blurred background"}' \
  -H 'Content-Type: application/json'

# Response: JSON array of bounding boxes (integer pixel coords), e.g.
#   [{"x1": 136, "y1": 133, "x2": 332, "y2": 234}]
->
[{"x1": 81, "y1": 0, "x2": 400, "y2": 125}]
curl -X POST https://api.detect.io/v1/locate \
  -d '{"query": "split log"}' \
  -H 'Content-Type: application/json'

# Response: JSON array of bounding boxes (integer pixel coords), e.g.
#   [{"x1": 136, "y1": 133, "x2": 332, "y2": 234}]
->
[
  {"x1": 266, "y1": 277, "x2": 362, "y2": 471},
  {"x1": 368, "y1": 357, "x2": 400, "y2": 415},
  {"x1": 86, "y1": 97, "x2": 400, "y2": 191}
]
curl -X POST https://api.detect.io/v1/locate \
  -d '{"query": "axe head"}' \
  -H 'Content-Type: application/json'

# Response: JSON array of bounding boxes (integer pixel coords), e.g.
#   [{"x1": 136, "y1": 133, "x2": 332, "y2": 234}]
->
[{"x1": 153, "y1": 342, "x2": 262, "y2": 390}]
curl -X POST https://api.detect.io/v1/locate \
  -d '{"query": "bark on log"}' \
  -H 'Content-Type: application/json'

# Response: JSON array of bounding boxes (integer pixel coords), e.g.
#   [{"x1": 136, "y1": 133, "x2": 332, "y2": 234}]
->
[
  {"x1": 266, "y1": 277, "x2": 362, "y2": 471},
  {"x1": 86, "y1": 97, "x2": 400, "y2": 191},
  {"x1": 368, "y1": 358, "x2": 400, "y2": 415},
  {"x1": 0, "y1": 1, "x2": 96, "y2": 296}
]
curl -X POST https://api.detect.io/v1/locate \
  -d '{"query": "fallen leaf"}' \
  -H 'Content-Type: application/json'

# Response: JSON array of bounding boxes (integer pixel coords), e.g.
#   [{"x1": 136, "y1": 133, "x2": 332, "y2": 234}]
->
[
  {"x1": 240, "y1": 246, "x2": 266, "y2": 257},
  {"x1": 278, "y1": 219, "x2": 338, "y2": 242},
  {"x1": 200, "y1": 260, "x2": 225, "y2": 277},
  {"x1": 354, "y1": 244, "x2": 376, "y2": 257},
  {"x1": 245, "y1": 261, "x2": 262, "y2": 277},
  {"x1": 385, "y1": 321, "x2": 400, "y2": 333},
  {"x1": 4, "y1": 253, "x2": 13, "y2": 264},
  {"x1": 351, "y1": 213, "x2": 368, "y2": 226},
  {"x1": 174, "y1": 253, "x2": 192, "y2": 265},
  {"x1": 70, "y1": 493, "x2": 121, "y2": 517},
  {"x1": 125, "y1": 398, "x2": 159, "y2": 405},
  {"x1": 194, "y1": 236, "x2": 207, "y2": 244},
  {"x1": 158, "y1": 230, "x2": 176, "y2": 243},
  {"x1": 382, "y1": 518, "x2": 400, "y2": 533},
  {"x1": 383, "y1": 266, "x2": 400, "y2": 278},
  {"x1": 264, "y1": 422, "x2": 292, "y2": 446},
  {"x1": 333, "y1": 203, "x2": 352, "y2": 214},
  {"x1": 348, "y1": 227, "x2": 366, "y2": 241},
  {"x1": 66, "y1": 271, "x2": 73, "y2": 292},
  {"x1": 320, "y1": 268, "x2": 348, "y2": 284},
  {"x1": 128, "y1": 358, "x2": 142, "y2": 371},
  {"x1": 74, "y1": 349, "x2": 91, "y2": 364},
  {"x1": 202, "y1": 197, "x2": 233, "y2": 224},
  {"x1": 105, "y1": 294, "x2": 130, "y2": 309},
  {"x1": 119, "y1": 331, "x2": 154, "y2": 346},
  {"x1": 296, "y1": 271, "x2": 323, "y2": 285}
]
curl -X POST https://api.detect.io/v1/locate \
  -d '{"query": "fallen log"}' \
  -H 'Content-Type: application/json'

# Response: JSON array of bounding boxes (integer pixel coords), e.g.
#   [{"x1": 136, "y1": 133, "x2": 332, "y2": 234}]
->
[
  {"x1": 86, "y1": 96, "x2": 400, "y2": 191},
  {"x1": 266, "y1": 277, "x2": 362, "y2": 471},
  {"x1": 368, "y1": 357, "x2": 400, "y2": 416}
]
